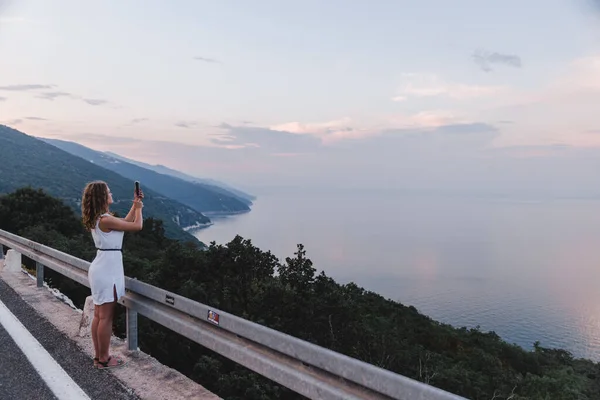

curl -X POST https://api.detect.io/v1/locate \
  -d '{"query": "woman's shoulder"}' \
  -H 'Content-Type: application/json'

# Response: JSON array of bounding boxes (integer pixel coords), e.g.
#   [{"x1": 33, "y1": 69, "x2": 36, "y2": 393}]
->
[
  {"x1": 96, "y1": 213, "x2": 111, "y2": 225},
  {"x1": 97, "y1": 213, "x2": 118, "y2": 233},
  {"x1": 97, "y1": 213, "x2": 126, "y2": 236}
]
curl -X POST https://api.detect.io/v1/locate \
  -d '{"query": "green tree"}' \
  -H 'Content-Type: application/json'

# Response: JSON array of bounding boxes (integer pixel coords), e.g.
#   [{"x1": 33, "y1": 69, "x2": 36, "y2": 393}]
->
[
  {"x1": 0, "y1": 187, "x2": 83, "y2": 237},
  {"x1": 279, "y1": 244, "x2": 316, "y2": 291}
]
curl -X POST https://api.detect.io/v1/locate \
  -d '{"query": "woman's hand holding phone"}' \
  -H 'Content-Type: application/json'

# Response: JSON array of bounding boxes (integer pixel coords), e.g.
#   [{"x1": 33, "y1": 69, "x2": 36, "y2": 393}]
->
[{"x1": 134, "y1": 181, "x2": 144, "y2": 208}]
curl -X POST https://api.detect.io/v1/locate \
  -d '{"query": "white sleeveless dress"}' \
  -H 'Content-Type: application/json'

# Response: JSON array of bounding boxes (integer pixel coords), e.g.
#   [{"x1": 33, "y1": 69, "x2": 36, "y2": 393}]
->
[{"x1": 88, "y1": 213, "x2": 126, "y2": 305}]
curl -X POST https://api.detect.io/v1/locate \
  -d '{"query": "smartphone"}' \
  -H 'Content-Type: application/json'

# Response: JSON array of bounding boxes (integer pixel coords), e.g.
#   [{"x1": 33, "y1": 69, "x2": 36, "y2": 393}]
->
[{"x1": 135, "y1": 181, "x2": 141, "y2": 197}]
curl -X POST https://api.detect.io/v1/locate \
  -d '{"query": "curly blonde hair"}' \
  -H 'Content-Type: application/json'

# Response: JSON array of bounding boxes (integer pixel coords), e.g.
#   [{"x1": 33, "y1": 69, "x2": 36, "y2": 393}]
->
[{"x1": 81, "y1": 180, "x2": 110, "y2": 231}]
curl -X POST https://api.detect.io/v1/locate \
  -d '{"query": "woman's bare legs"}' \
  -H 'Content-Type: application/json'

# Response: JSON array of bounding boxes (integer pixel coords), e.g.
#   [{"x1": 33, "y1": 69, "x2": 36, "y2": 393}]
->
[
  {"x1": 95, "y1": 286, "x2": 124, "y2": 368},
  {"x1": 97, "y1": 300, "x2": 116, "y2": 363},
  {"x1": 91, "y1": 305, "x2": 100, "y2": 366}
]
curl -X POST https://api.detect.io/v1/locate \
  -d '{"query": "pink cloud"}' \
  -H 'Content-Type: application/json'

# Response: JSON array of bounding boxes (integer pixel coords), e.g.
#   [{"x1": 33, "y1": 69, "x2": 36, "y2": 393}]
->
[
  {"x1": 392, "y1": 73, "x2": 508, "y2": 101},
  {"x1": 270, "y1": 118, "x2": 374, "y2": 144},
  {"x1": 270, "y1": 152, "x2": 311, "y2": 157},
  {"x1": 270, "y1": 118, "x2": 353, "y2": 135},
  {"x1": 388, "y1": 110, "x2": 467, "y2": 128},
  {"x1": 269, "y1": 110, "x2": 473, "y2": 144}
]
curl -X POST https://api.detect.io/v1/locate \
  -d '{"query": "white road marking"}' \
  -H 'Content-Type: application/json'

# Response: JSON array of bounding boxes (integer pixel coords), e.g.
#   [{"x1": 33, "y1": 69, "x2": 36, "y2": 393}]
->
[{"x1": 0, "y1": 299, "x2": 91, "y2": 400}]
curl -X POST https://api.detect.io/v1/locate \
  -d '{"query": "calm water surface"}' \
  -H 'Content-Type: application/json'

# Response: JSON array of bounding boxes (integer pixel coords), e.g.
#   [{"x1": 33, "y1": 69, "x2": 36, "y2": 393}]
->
[{"x1": 193, "y1": 189, "x2": 600, "y2": 361}]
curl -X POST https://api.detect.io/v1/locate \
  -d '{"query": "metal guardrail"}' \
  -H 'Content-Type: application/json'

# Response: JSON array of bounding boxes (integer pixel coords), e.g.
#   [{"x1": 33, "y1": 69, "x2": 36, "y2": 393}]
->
[{"x1": 0, "y1": 229, "x2": 468, "y2": 400}]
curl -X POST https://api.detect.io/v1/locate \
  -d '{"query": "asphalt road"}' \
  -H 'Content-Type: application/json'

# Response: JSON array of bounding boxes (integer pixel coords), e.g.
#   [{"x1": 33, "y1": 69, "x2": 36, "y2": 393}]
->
[
  {"x1": 0, "y1": 278, "x2": 140, "y2": 400},
  {"x1": 0, "y1": 324, "x2": 58, "y2": 400}
]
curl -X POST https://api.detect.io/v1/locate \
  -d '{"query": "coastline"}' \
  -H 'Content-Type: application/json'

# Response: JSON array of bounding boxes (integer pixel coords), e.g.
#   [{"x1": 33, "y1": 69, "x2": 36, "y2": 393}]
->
[
  {"x1": 183, "y1": 207, "x2": 252, "y2": 232},
  {"x1": 202, "y1": 209, "x2": 252, "y2": 217},
  {"x1": 183, "y1": 221, "x2": 214, "y2": 231}
]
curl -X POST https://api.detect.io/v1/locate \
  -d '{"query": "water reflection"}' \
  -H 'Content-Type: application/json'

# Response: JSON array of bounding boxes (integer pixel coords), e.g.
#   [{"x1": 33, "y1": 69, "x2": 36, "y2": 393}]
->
[{"x1": 194, "y1": 192, "x2": 600, "y2": 361}]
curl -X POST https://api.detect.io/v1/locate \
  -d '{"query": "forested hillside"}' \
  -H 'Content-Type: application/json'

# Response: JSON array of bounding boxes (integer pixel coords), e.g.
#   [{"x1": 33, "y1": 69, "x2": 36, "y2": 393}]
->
[
  {"x1": 104, "y1": 151, "x2": 255, "y2": 204},
  {"x1": 0, "y1": 125, "x2": 208, "y2": 244},
  {"x1": 41, "y1": 137, "x2": 252, "y2": 214}
]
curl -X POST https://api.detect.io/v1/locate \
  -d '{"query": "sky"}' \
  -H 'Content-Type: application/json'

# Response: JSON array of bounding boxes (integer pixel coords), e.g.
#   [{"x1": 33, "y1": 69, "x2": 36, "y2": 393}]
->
[{"x1": 1, "y1": 0, "x2": 600, "y2": 196}]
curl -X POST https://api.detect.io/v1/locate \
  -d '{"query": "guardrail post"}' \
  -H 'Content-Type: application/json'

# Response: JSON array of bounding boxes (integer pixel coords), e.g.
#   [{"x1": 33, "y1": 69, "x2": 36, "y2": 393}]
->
[
  {"x1": 36, "y1": 262, "x2": 44, "y2": 287},
  {"x1": 126, "y1": 308, "x2": 138, "y2": 351}
]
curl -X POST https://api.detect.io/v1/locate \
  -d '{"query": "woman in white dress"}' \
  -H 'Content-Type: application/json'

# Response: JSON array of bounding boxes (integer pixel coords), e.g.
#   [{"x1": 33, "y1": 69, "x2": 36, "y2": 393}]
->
[{"x1": 81, "y1": 180, "x2": 144, "y2": 369}]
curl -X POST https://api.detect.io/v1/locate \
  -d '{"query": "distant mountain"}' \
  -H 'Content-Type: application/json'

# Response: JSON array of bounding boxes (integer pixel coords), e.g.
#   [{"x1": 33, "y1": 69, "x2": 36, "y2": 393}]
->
[
  {"x1": 0, "y1": 125, "x2": 209, "y2": 244},
  {"x1": 42, "y1": 138, "x2": 252, "y2": 215},
  {"x1": 104, "y1": 151, "x2": 255, "y2": 204}
]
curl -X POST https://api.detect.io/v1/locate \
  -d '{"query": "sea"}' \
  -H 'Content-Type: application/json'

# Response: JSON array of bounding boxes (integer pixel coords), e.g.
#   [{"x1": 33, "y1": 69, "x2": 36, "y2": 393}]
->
[{"x1": 193, "y1": 187, "x2": 600, "y2": 362}]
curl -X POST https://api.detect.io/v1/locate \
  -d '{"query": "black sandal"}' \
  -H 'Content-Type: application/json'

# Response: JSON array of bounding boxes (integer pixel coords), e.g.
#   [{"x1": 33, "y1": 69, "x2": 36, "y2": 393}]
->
[{"x1": 97, "y1": 356, "x2": 125, "y2": 370}]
